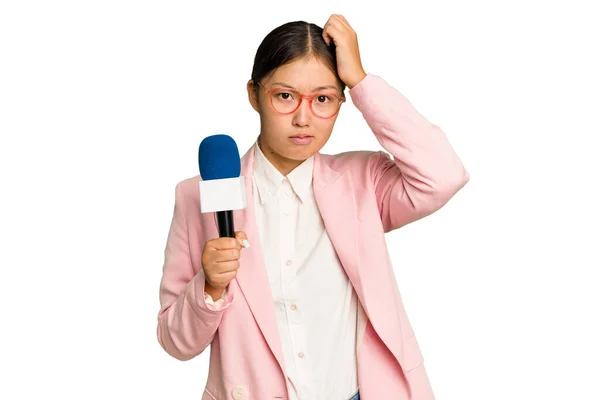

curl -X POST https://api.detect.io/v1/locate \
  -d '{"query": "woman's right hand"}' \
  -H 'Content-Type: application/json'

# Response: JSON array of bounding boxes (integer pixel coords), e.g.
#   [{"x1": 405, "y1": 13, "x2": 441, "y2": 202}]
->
[{"x1": 201, "y1": 231, "x2": 249, "y2": 298}]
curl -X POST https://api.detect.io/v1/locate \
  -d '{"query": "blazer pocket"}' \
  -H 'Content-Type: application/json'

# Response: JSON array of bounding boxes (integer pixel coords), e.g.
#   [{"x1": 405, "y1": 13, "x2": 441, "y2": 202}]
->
[{"x1": 401, "y1": 334, "x2": 425, "y2": 372}]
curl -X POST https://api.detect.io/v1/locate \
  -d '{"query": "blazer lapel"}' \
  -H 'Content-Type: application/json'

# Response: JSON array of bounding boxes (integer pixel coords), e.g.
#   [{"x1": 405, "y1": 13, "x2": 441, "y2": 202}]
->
[
  {"x1": 312, "y1": 152, "x2": 373, "y2": 360},
  {"x1": 312, "y1": 152, "x2": 404, "y2": 366},
  {"x1": 226, "y1": 145, "x2": 288, "y2": 377},
  {"x1": 312, "y1": 152, "x2": 362, "y2": 295}
]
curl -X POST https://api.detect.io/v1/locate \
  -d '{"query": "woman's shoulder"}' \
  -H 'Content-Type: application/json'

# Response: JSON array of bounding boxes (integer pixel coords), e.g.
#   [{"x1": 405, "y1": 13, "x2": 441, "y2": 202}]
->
[
  {"x1": 318, "y1": 149, "x2": 388, "y2": 171},
  {"x1": 172, "y1": 174, "x2": 201, "y2": 201}
]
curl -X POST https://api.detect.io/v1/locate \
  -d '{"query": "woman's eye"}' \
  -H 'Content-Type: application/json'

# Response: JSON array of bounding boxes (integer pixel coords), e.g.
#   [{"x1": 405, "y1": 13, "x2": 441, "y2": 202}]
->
[
  {"x1": 277, "y1": 92, "x2": 293, "y2": 100},
  {"x1": 316, "y1": 95, "x2": 331, "y2": 103}
]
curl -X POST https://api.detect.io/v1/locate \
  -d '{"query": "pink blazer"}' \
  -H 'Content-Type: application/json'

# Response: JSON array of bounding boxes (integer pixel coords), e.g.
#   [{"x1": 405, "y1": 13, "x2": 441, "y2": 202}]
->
[{"x1": 157, "y1": 74, "x2": 469, "y2": 400}]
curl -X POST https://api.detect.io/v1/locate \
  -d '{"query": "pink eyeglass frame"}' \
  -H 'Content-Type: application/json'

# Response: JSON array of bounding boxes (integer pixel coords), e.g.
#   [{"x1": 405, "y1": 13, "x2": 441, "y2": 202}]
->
[{"x1": 255, "y1": 81, "x2": 346, "y2": 119}]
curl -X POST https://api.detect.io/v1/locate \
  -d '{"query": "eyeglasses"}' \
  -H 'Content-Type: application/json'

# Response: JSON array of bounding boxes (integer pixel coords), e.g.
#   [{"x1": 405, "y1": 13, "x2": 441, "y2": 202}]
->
[{"x1": 255, "y1": 82, "x2": 346, "y2": 119}]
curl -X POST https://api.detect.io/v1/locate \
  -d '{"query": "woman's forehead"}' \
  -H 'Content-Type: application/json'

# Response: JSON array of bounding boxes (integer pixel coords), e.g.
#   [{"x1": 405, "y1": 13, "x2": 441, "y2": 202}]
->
[{"x1": 266, "y1": 59, "x2": 340, "y2": 91}]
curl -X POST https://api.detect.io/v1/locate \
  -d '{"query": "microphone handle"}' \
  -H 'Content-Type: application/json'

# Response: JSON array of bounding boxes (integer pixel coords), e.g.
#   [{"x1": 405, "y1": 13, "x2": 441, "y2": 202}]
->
[{"x1": 216, "y1": 210, "x2": 235, "y2": 238}]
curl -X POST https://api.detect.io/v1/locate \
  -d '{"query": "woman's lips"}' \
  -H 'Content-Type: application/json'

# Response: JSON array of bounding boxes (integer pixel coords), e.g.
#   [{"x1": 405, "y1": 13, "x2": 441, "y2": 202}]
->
[{"x1": 289, "y1": 136, "x2": 313, "y2": 145}]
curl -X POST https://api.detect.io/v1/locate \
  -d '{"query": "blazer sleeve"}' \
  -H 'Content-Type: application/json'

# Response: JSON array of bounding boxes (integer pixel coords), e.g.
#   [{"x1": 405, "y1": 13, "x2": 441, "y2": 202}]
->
[
  {"x1": 349, "y1": 73, "x2": 470, "y2": 232},
  {"x1": 156, "y1": 181, "x2": 235, "y2": 361}
]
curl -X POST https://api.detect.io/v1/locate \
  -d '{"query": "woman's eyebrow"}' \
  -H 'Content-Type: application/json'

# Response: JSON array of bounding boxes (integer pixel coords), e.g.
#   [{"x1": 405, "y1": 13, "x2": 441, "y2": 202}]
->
[{"x1": 271, "y1": 82, "x2": 338, "y2": 91}]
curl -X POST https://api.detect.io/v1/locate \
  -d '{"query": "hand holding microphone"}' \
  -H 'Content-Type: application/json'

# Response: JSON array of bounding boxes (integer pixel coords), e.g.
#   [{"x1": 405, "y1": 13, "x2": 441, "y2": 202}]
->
[
  {"x1": 198, "y1": 134, "x2": 249, "y2": 299},
  {"x1": 201, "y1": 232, "x2": 249, "y2": 298}
]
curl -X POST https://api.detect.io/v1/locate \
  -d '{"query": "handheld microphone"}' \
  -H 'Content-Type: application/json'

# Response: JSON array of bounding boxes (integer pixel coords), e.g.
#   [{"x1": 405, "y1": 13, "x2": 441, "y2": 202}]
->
[{"x1": 198, "y1": 134, "x2": 247, "y2": 238}]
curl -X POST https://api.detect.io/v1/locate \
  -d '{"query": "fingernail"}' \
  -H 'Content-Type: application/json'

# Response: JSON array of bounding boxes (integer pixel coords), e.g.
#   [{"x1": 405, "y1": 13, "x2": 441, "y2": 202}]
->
[{"x1": 242, "y1": 239, "x2": 250, "y2": 248}]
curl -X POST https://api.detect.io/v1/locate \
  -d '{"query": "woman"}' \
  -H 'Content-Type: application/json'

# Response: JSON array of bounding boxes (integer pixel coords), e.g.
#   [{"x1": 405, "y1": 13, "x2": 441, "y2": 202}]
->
[{"x1": 157, "y1": 14, "x2": 469, "y2": 400}]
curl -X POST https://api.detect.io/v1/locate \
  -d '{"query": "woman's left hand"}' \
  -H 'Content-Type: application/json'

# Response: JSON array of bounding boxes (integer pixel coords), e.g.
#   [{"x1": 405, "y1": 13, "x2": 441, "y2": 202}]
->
[{"x1": 322, "y1": 14, "x2": 367, "y2": 90}]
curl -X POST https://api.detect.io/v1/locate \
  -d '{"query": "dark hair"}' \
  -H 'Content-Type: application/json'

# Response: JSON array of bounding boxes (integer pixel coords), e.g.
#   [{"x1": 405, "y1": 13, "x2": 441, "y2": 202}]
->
[{"x1": 251, "y1": 21, "x2": 346, "y2": 93}]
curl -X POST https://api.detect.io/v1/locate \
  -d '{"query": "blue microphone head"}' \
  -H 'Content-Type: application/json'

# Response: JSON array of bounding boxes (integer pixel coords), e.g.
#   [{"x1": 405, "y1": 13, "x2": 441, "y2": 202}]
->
[{"x1": 198, "y1": 134, "x2": 241, "y2": 180}]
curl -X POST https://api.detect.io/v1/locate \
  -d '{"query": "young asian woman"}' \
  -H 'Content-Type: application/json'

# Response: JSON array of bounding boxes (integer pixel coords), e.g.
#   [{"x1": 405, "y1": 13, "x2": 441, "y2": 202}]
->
[{"x1": 157, "y1": 14, "x2": 469, "y2": 400}]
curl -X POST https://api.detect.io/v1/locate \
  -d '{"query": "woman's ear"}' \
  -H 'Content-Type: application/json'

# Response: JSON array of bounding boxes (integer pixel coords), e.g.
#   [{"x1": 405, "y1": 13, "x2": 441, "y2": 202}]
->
[{"x1": 247, "y1": 79, "x2": 260, "y2": 113}]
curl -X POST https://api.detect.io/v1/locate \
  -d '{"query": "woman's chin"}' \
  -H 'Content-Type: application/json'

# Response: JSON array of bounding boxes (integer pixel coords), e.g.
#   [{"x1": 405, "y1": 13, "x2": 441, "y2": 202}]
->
[{"x1": 284, "y1": 146, "x2": 318, "y2": 160}]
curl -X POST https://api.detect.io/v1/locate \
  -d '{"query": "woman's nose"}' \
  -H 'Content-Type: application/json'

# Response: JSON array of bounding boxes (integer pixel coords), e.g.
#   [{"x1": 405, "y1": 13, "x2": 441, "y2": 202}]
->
[{"x1": 293, "y1": 98, "x2": 311, "y2": 125}]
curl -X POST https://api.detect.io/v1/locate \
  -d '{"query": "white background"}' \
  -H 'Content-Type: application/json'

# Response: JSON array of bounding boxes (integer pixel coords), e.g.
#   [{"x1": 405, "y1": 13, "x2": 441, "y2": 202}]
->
[{"x1": 1, "y1": 0, "x2": 599, "y2": 399}]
